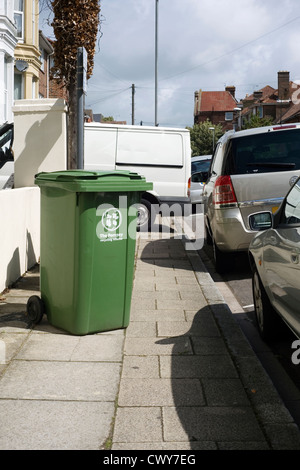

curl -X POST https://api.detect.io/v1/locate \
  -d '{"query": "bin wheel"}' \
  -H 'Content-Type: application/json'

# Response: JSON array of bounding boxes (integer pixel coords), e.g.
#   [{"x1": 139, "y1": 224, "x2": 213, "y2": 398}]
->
[{"x1": 27, "y1": 295, "x2": 45, "y2": 324}]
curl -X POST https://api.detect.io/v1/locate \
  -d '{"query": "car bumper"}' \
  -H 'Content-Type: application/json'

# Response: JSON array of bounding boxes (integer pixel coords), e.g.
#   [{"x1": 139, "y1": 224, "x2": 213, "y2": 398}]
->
[{"x1": 210, "y1": 208, "x2": 256, "y2": 252}]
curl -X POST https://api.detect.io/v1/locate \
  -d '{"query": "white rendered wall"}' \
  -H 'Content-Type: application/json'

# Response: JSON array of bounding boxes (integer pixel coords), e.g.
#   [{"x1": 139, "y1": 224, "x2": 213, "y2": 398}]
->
[
  {"x1": 0, "y1": 187, "x2": 40, "y2": 291},
  {"x1": 13, "y1": 98, "x2": 67, "y2": 187}
]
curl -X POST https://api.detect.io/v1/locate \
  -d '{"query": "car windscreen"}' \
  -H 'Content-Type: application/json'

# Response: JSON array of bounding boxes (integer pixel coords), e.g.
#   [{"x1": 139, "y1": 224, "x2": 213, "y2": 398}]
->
[
  {"x1": 192, "y1": 159, "x2": 211, "y2": 174},
  {"x1": 224, "y1": 129, "x2": 300, "y2": 175}
]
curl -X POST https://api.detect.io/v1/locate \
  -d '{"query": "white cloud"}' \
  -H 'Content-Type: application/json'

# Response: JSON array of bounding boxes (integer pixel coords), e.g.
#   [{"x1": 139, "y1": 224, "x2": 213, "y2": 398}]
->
[{"x1": 40, "y1": 0, "x2": 300, "y2": 128}]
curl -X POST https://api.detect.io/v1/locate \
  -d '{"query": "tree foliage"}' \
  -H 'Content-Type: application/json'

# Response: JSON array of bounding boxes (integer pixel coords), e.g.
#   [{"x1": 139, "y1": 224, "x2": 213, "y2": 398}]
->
[
  {"x1": 187, "y1": 120, "x2": 223, "y2": 156},
  {"x1": 50, "y1": 0, "x2": 101, "y2": 168},
  {"x1": 101, "y1": 116, "x2": 114, "y2": 122},
  {"x1": 242, "y1": 114, "x2": 274, "y2": 129},
  {"x1": 51, "y1": 0, "x2": 100, "y2": 88}
]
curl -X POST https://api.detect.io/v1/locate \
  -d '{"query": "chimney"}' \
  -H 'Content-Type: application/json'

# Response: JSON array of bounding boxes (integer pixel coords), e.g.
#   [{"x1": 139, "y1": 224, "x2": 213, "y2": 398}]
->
[
  {"x1": 194, "y1": 90, "x2": 199, "y2": 116},
  {"x1": 225, "y1": 86, "x2": 235, "y2": 98},
  {"x1": 278, "y1": 71, "x2": 290, "y2": 101},
  {"x1": 194, "y1": 89, "x2": 202, "y2": 115},
  {"x1": 253, "y1": 91, "x2": 263, "y2": 100}
]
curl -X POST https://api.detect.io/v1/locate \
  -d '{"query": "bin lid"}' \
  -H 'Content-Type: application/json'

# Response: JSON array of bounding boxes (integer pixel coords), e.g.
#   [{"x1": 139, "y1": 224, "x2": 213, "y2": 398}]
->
[{"x1": 35, "y1": 170, "x2": 153, "y2": 192}]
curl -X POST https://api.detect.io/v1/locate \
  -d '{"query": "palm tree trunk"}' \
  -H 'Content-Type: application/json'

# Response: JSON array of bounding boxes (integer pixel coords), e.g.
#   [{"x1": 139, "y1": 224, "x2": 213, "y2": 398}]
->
[{"x1": 67, "y1": 77, "x2": 77, "y2": 169}]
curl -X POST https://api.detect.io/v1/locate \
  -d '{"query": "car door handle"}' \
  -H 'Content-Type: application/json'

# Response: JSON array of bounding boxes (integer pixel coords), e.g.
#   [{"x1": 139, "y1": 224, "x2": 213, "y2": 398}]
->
[{"x1": 291, "y1": 252, "x2": 299, "y2": 264}]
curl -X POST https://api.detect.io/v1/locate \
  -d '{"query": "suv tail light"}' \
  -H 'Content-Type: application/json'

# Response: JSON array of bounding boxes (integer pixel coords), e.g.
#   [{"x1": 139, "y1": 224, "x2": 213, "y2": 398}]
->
[
  {"x1": 272, "y1": 124, "x2": 296, "y2": 131},
  {"x1": 187, "y1": 177, "x2": 191, "y2": 197},
  {"x1": 213, "y1": 175, "x2": 237, "y2": 205}
]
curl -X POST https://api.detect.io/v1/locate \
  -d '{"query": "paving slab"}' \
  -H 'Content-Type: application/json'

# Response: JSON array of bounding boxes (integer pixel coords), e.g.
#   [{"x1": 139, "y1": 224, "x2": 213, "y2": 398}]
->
[
  {"x1": 1, "y1": 216, "x2": 300, "y2": 451},
  {"x1": 0, "y1": 361, "x2": 121, "y2": 401},
  {"x1": 0, "y1": 400, "x2": 114, "y2": 450}
]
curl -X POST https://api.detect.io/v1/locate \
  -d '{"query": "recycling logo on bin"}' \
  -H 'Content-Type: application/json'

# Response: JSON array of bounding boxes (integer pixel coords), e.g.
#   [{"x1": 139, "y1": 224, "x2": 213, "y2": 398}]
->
[
  {"x1": 96, "y1": 205, "x2": 124, "y2": 242},
  {"x1": 102, "y1": 208, "x2": 122, "y2": 231}
]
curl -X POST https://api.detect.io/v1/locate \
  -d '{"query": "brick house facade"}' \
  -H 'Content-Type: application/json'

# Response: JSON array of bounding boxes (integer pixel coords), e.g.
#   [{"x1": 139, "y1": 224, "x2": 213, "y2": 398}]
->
[
  {"x1": 194, "y1": 86, "x2": 239, "y2": 131},
  {"x1": 39, "y1": 32, "x2": 68, "y2": 101},
  {"x1": 241, "y1": 71, "x2": 300, "y2": 126}
]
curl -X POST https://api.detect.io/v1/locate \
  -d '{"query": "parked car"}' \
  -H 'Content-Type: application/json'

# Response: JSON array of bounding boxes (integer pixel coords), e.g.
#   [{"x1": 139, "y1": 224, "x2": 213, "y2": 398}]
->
[
  {"x1": 248, "y1": 176, "x2": 300, "y2": 341},
  {"x1": 0, "y1": 122, "x2": 14, "y2": 190},
  {"x1": 191, "y1": 154, "x2": 212, "y2": 174},
  {"x1": 203, "y1": 124, "x2": 300, "y2": 272},
  {"x1": 188, "y1": 155, "x2": 212, "y2": 205}
]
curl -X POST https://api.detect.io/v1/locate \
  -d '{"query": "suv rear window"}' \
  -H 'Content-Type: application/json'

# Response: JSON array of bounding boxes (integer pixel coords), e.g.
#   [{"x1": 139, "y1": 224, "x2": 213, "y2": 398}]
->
[{"x1": 223, "y1": 129, "x2": 300, "y2": 175}]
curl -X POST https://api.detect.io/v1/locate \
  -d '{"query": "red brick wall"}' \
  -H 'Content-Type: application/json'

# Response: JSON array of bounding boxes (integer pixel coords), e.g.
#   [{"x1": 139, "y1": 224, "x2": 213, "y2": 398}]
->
[{"x1": 49, "y1": 78, "x2": 68, "y2": 100}]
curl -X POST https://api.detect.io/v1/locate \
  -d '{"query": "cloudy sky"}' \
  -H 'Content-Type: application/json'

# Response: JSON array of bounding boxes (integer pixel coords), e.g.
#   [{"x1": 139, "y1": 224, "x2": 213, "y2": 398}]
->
[{"x1": 40, "y1": 0, "x2": 300, "y2": 128}]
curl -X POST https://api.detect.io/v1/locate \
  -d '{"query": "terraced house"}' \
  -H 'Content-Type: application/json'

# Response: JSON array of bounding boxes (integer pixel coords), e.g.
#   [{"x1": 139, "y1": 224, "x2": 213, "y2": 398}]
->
[
  {"x1": 14, "y1": 0, "x2": 40, "y2": 100},
  {"x1": 241, "y1": 71, "x2": 300, "y2": 125},
  {"x1": 0, "y1": 1, "x2": 18, "y2": 123},
  {"x1": 0, "y1": 0, "x2": 40, "y2": 126},
  {"x1": 193, "y1": 85, "x2": 240, "y2": 131}
]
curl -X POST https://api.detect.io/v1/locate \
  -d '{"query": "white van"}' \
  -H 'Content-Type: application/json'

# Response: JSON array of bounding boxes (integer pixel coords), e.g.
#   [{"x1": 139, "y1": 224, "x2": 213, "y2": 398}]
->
[{"x1": 84, "y1": 123, "x2": 191, "y2": 227}]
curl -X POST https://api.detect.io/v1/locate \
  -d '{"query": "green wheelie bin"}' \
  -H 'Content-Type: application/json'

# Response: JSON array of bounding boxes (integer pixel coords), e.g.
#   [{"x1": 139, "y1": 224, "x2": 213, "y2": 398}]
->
[{"x1": 27, "y1": 170, "x2": 152, "y2": 335}]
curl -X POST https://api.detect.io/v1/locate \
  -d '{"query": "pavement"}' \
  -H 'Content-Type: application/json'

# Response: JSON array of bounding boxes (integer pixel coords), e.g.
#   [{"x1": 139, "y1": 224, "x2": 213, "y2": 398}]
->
[{"x1": 1, "y1": 215, "x2": 300, "y2": 452}]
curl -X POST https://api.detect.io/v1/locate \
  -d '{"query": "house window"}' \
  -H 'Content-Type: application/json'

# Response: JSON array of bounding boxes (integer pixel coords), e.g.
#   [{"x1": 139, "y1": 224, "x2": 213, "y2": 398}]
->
[
  {"x1": 50, "y1": 55, "x2": 59, "y2": 78},
  {"x1": 40, "y1": 48, "x2": 45, "y2": 72},
  {"x1": 14, "y1": 0, "x2": 24, "y2": 40},
  {"x1": 32, "y1": 77, "x2": 37, "y2": 98},
  {"x1": 14, "y1": 72, "x2": 23, "y2": 99},
  {"x1": 258, "y1": 106, "x2": 263, "y2": 118},
  {"x1": 225, "y1": 112, "x2": 233, "y2": 121}
]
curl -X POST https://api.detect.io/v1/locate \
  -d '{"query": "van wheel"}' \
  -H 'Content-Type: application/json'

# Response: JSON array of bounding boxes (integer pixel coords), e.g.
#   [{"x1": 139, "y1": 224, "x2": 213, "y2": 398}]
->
[
  {"x1": 137, "y1": 199, "x2": 152, "y2": 231},
  {"x1": 252, "y1": 268, "x2": 281, "y2": 341}
]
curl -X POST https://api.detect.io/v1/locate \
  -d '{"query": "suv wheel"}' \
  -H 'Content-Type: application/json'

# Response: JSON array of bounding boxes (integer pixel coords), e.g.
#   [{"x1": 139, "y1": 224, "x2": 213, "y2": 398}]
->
[
  {"x1": 212, "y1": 237, "x2": 228, "y2": 274},
  {"x1": 252, "y1": 268, "x2": 281, "y2": 341},
  {"x1": 205, "y1": 222, "x2": 213, "y2": 246}
]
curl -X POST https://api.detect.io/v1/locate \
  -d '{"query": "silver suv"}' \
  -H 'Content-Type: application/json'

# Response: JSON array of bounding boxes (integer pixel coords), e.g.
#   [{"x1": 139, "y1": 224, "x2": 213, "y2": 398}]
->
[{"x1": 203, "y1": 123, "x2": 300, "y2": 272}]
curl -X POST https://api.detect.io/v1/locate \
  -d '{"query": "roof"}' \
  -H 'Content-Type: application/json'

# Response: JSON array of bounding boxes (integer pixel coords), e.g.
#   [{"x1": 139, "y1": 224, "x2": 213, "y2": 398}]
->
[
  {"x1": 280, "y1": 101, "x2": 300, "y2": 122},
  {"x1": 243, "y1": 85, "x2": 276, "y2": 102},
  {"x1": 199, "y1": 91, "x2": 237, "y2": 112},
  {"x1": 243, "y1": 82, "x2": 300, "y2": 105},
  {"x1": 241, "y1": 80, "x2": 300, "y2": 119},
  {"x1": 39, "y1": 30, "x2": 54, "y2": 54}
]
